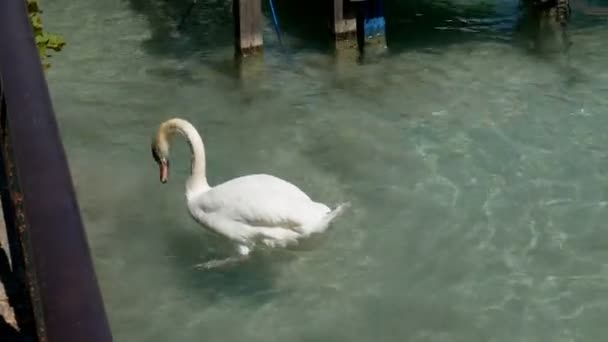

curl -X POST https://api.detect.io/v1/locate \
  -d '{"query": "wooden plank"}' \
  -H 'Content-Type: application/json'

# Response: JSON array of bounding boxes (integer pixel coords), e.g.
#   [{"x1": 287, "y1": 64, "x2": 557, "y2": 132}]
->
[
  {"x1": 234, "y1": 0, "x2": 263, "y2": 56},
  {"x1": 0, "y1": 0, "x2": 114, "y2": 340}
]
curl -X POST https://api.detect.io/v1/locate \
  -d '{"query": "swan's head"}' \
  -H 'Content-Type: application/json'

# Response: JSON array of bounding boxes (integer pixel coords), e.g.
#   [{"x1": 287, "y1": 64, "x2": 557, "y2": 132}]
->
[{"x1": 151, "y1": 128, "x2": 170, "y2": 183}]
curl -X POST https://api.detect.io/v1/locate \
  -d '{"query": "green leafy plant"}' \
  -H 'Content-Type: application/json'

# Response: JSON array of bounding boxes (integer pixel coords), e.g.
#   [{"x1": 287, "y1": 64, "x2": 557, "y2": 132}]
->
[{"x1": 26, "y1": 0, "x2": 65, "y2": 70}]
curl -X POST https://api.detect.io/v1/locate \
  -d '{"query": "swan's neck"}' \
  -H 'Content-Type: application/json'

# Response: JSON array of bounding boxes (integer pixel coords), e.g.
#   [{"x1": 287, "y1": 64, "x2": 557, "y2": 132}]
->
[{"x1": 164, "y1": 118, "x2": 210, "y2": 197}]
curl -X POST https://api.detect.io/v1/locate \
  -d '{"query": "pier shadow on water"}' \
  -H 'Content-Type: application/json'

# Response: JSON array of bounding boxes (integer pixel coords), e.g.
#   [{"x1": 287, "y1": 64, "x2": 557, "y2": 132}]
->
[
  {"x1": 382, "y1": 0, "x2": 505, "y2": 53},
  {"x1": 122, "y1": 0, "x2": 592, "y2": 88},
  {"x1": 125, "y1": 0, "x2": 233, "y2": 57},
  {"x1": 123, "y1": 0, "x2": 608, "y2": 74},
  {"x1": 125, "y1": 0, "x2": 518, "y2": 58}
]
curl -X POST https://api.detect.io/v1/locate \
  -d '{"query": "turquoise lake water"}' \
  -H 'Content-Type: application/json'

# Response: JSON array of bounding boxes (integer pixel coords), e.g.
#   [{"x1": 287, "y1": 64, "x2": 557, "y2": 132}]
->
[{"x1": 42, "y1": 0, "x2": 608, "y2": 341}]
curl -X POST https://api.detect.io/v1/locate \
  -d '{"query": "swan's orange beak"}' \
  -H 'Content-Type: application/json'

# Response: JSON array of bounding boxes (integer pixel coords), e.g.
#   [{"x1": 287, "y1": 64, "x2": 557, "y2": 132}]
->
[{"x1": 160, "y1": 162, "x2": 168, "y2": 183}]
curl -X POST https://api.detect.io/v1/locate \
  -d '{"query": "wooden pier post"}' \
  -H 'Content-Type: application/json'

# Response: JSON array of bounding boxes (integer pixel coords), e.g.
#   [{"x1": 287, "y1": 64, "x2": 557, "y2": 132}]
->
[
  {"x1": 331, "y1": 0, "x2": 357, "y2": 45},
  {"x1": 331, "y1": 0, "x2": 386, "y2": 52},
  {"x1": 233, "y1": 0, "x2": 263, "y2": 56}
]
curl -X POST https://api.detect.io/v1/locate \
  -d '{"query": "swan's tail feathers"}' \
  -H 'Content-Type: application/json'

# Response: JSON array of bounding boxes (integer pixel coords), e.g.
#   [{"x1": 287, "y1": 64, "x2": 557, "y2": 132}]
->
[{"x1": 306, "y1": 201, "x2": 351, "y2": 235}]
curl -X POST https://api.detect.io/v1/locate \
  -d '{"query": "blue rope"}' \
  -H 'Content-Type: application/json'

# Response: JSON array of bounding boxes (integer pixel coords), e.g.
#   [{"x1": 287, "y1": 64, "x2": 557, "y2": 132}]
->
[{"x1": 268, "y1": 0, "x2": 283, "y2": 47}]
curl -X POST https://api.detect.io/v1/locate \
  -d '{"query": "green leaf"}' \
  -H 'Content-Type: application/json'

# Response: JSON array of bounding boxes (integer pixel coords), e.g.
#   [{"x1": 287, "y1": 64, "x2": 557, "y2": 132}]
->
[
  {"x1": 26, "y1": 0, "x2": 65, "y2": 70},
  {"x1": 46, "y1": 35, "x2": 65, "y2": 50}
]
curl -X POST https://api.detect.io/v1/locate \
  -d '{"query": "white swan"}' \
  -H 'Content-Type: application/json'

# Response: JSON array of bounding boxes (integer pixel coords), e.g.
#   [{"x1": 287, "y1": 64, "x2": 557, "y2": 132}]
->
[{"x1": 151, "y1": 118, "x2": 348, "y2": 268}]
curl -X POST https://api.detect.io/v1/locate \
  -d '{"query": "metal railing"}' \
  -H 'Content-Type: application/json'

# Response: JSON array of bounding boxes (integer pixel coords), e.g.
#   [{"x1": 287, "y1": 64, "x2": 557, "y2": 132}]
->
[{"x1": 0, "y1": 0, "x2": 113, "y2": 341}]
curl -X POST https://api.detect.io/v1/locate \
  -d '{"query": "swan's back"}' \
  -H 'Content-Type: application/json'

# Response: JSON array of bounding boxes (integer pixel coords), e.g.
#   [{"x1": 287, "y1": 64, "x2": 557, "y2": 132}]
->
[
  {"x1": 191, "y1": 174, "x2": 331, "y2": 232},
  {"x1": 204, "y1": 174, "x2": 312, "y2": 202}
]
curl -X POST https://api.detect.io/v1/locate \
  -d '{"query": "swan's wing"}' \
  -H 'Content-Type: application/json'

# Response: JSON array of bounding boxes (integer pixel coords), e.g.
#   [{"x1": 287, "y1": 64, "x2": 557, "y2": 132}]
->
[{"x1": 194, "y1": 174, "x2": 329, "y2": 231}]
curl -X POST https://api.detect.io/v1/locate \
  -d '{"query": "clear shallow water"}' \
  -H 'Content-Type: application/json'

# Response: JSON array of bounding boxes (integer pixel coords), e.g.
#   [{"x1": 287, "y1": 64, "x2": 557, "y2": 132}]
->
[{"x1": 42, "y1": 0, "x2": 608, "y2": 341}]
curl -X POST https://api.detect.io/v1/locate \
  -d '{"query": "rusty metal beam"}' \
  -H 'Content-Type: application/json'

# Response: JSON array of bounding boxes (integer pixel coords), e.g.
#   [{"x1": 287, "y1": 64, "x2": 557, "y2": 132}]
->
[{"x1": 0, "y1": 0, "x2": 113, "y2": 341}]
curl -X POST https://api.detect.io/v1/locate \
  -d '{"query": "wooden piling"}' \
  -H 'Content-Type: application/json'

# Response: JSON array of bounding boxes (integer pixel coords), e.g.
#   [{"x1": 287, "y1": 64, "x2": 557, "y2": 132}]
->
[
  {"x1": 332, "y1": 0, "x2": 386, "y2": 53},
  {"x1": 331, "y1": 0, "x2": 357, "y2": 41},
  {"x1": 233, "y1": 0, "x2": 263, "y2": 56}
]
